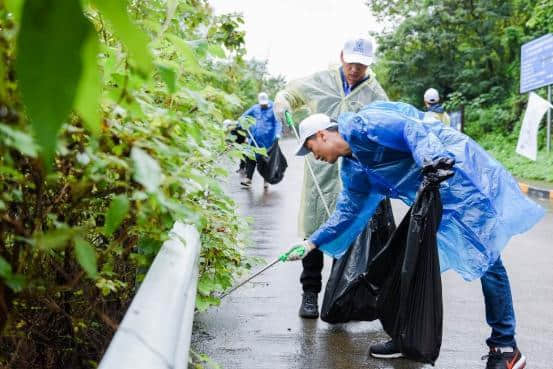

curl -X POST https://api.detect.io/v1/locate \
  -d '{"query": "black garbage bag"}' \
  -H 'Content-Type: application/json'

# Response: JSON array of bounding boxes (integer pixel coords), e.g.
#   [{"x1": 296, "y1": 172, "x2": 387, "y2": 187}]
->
[
  {"x1": 367, "y1": 158, "x2": 454, "y2": 365},
  {"x1": 256, "y1": 140, "x2": 288, "y2": 184},
  {"x1": 320, "y1": 198, "x2": 396, "y2": 324}
]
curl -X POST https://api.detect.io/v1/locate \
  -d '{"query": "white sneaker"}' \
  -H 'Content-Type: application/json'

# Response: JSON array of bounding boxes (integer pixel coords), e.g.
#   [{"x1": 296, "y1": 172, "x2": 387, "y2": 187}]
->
[
  {"x1": 240, "y1": 178, "x2": 252, "y2": 188},
  {"x1": 263, "y1": 180, "x2": 269, "y2": 189}
]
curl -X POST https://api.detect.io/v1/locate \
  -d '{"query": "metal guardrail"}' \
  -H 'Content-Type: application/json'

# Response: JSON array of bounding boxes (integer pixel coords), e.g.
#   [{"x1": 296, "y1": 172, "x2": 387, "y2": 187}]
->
[{"x1": 98, "y1": 222, "x2": 201, "y2": 369}]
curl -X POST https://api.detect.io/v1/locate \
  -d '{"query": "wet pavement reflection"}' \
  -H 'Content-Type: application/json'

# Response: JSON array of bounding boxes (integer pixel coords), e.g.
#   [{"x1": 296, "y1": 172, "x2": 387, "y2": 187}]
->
[{"x1": 191, "y1": 138, "x2": 553, "y2": 369}]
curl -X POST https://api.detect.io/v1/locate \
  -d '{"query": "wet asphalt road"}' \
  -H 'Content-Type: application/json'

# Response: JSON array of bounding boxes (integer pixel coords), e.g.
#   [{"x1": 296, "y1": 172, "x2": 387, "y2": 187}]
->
[{"x1": 191, "y1": 138, "x2": 553, "y2": 369}]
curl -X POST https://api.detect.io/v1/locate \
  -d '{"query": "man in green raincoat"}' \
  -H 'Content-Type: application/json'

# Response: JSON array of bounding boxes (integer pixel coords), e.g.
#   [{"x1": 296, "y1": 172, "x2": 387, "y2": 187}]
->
[{"x1": 273, "y1": 37, "x2": 390, "y2": 318}]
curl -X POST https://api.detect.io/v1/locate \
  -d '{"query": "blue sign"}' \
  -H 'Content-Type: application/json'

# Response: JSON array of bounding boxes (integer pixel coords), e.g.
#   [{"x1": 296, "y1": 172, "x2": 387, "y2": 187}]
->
[{"x1": 520, "y1": 34, "x2": 553, "y2": 93}]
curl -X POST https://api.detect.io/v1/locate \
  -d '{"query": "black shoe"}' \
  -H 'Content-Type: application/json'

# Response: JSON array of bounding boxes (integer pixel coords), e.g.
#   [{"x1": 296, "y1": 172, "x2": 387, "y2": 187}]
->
[
  {"x1": 298, "y1": 292, "x2": 319, "y2": 318},
  {"x1": 369, "y1": 340, "x2": 403, "y2": 359},
  {"x1": 482, "y1": 347, "x2": 526, "y2": 369}
]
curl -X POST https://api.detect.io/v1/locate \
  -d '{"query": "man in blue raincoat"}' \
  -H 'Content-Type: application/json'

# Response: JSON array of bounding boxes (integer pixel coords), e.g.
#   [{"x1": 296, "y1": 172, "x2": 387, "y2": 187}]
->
[
  {"x1": 280, "y1": 102, "x2": 543, "y2": 368},
  {"x1": 239, "y1": 92, "x2": 282, "y2": 188}
]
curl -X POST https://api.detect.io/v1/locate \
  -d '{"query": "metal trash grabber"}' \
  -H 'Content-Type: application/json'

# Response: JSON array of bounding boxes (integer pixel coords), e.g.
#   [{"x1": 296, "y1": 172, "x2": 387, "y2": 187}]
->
[
  {"x1": 284, "y1": 111, "x2": 332, "y2": 217},
  {"x1": 219, "y1": 257, "x2": 280, "y2": 299}
]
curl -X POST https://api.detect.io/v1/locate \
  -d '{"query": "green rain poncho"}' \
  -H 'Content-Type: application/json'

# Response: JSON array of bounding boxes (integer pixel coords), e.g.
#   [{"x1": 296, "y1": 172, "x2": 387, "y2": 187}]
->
[{"x1": 275, "y1": 67, "x2": 388, "y2": 237}]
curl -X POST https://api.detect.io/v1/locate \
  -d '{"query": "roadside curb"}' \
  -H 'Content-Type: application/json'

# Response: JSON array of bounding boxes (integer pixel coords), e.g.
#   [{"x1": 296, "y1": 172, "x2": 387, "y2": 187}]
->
[{"x1": 518, "y1": 181, "x2": 553, "y2": 201}]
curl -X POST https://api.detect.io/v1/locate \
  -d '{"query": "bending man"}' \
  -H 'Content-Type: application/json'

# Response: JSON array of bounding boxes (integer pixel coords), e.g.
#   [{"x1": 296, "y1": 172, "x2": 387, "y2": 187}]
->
[{"x1": 281, "y1": 101, "x2": 543, "y2": 369}]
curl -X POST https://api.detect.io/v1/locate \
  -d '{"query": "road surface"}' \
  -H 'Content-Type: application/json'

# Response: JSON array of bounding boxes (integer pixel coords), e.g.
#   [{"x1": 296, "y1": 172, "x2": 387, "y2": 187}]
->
[{"x1": 191, "y1": 138, "x2": 553, "y2": 369}]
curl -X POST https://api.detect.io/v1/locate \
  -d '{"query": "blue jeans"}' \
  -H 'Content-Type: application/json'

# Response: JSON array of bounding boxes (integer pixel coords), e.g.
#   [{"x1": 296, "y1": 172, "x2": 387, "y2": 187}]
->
[{"x1": 480, "y1": 256, "x2": 517, "y2": 348}]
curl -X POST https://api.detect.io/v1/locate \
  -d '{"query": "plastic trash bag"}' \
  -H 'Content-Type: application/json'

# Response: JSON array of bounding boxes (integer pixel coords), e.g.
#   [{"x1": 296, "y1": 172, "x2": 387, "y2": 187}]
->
[
  {"x1": 256, "y1": 140, "x2": 288, "y2": 184},
  {"x1": 367, "y1": 158, "x2": 454, "y2": 364},
  {"x1": 320, "y1": 198, "x2": 395, "y2": 324}
]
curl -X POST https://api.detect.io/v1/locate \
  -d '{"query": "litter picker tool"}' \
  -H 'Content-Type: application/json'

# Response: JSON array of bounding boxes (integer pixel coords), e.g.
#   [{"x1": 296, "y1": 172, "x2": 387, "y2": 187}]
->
[
  {"x1": 219, "y1": 257, "x2": 279, "y2": 299},
  {"x1": 219, "y1": 244, "x2": 305, "y2": 299}
]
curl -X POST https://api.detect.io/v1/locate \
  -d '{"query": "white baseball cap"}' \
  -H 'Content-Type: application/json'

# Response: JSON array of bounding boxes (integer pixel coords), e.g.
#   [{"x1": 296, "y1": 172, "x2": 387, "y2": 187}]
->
[
  {"x1": 223, "y1": 119, "x2": 234, "y2": 129},
  {"x1": 258, "y1": 92, "x2": 269, "y2": 105},
  {"x1": 342, "y1": 37, "x2": 373, "y2": 66},
  {"x1": 295, "y1": 113, "x2": 338, "y2": 156},
  {"x1": 424, "y1": 88, "x2": 440, "y2": 103}
]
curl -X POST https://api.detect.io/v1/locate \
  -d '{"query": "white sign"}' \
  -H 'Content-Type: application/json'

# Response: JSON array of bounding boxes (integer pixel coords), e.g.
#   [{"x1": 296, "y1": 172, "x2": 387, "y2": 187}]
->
[{"x1": 516, "y1": 92, "x2": 553, "y2": 160}]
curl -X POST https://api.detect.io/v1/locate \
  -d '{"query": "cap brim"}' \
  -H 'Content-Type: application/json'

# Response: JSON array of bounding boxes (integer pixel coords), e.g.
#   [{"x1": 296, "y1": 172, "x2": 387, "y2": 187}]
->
[
  {"x1": 343, "y1": 53, "x2": 372, "y2": 66},
  {"x1": 295, "y1": 143, "x2": 310, "y2": 156},
  {"x1": 294, "y1": 122, "x2": 338, "y2": 156}
]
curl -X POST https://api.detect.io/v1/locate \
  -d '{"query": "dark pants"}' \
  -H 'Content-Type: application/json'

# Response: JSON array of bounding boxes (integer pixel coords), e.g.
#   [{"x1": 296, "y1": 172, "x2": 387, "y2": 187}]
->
[
  {"x1": 244, "y1": 157, "x2": 257, "y2": 180},
  {"x1": 238, "y1": 159, "x2": 246, "y2": 172},
  {"x1": 481, "y1": 256, "x2": 517, "y2": 348},
  {"x1": 231, "y1": 127, "x2": 246, "y2": 173},
  {"x1": 300, "y1": 248, "x2": 324, "y2": 293}
]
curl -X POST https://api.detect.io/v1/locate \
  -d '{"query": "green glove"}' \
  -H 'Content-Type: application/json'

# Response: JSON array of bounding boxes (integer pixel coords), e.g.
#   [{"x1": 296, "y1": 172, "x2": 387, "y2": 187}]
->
[{"x1": 279, "y1": 241, "x2": 315, "y2": 262}]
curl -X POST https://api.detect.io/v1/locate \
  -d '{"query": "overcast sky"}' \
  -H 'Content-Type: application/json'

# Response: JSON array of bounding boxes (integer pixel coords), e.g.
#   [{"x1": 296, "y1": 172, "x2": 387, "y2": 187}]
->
[{"x1": 209, "y1": 0, "x2": 385, "y2": 82}]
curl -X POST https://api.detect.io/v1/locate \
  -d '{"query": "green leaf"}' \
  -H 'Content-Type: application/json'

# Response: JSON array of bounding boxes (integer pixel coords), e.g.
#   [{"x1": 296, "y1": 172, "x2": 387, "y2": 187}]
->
[
  {"x1": 208, "y1": 44, "x2": 225, "y2": 58},
  {"x1": 35, "y1": 228, "x2": 74, "y2": 250},
  {"x1": 197, "y1": 276, "x2": 216, "y2": 296},
  {"x1": 0, "y1": 45, "x2": 5, "y2": 100},
  {"x1": 166, "y1": 34, "x2": 201, "y2": 74},
  {"x1": 5, "y1": 274, "x2": 25, "y2": 292},
  {"x1": 74, "y1": 30, "x2": 102, "y2": 135},
  {"x1": 0, "y1": 257, "x2": 25, "y2": 292},
  {"x1": 0, "y1": 256, "x2": 13, "y2": 279},
  {"x1": 131, "y1": 147, "x2": 162, "y2": 192},
  {"x1": 163, "y1": 0, "x2": 178, "y2": 32},
  {"x1": 195, "y1": 295, "x2": 209, "y2": 312},
  {"x1": 74, "y1": 238, "x2": 98, "y2": 278},
  {"x1": 93, "y1": 0, "x2": 153, "y2": 76},
  {"x1": 104, "y1": 195, "x2": 130, "y2": 236},
  {"x1": 156, "y1": 63, "x2": 177, "y2": 94},
  {"x1": 5, "y1": 0, "x2": 23, "y2": 23},
  {"x1": 0, "y1": 124, "x2": 37, "y2": 157},
  {"x1": 16, "y1": 0, "x2": 91, "y2": 169}
]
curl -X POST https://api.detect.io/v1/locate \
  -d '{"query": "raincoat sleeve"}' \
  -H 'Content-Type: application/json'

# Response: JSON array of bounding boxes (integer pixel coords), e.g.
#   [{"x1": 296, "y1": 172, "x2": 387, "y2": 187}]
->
[
  {"x1": 274, "y1": 81, "x2": 308, "y2": 112},
  {"x1": 308, "y1": 159, "x2": 384, "y2": 258},
  {"x1": 241, "y1": 106, "x2": 256, "y2": 120}
]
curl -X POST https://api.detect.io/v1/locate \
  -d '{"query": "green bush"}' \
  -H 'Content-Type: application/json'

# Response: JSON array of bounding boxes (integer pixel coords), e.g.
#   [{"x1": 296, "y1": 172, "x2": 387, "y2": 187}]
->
[{"x1": 0, "y1": 0, "x2": 267, "y2": 367}]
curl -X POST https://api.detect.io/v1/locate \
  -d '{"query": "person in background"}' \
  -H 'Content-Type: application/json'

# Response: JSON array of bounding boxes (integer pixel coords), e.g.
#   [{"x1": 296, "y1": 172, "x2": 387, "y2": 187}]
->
[
  {"x1": 224, "y1": 119, "x2": 247, "y2": 177},
  {"x1": 240, "y1": 92, "x2": 281, "y2": 189},
  {"x1": 423, "y1": 88, "x2": 450, "y2": 125},
  {"x1": 273, "y1": 37, "x2": 391, "y2": 319}
]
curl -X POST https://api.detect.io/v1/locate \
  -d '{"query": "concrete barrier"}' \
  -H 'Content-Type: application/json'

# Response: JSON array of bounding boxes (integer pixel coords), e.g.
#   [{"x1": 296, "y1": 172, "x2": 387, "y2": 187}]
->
[
  {"x1": 518, "y1": 181, "x2": 553, "y2": 201},
  {"x1": 98, "y1": 222, "x2": 200, "y2": 369}
]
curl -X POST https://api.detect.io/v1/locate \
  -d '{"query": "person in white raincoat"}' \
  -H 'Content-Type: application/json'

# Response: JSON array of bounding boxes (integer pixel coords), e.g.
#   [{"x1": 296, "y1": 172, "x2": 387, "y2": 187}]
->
[{"x1": 273, "y1": 37, "x2": 390, "y2": 318}]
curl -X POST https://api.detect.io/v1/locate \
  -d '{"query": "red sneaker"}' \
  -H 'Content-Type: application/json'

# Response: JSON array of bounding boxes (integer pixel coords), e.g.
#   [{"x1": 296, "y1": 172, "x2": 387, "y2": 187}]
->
[{"x1": 483, "y1": 347, "x2": 526, "y2": 369}]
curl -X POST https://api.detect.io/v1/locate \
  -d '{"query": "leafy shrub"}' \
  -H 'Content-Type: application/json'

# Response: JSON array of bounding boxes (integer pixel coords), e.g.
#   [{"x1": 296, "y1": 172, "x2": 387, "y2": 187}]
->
[{"x1": 0, "y1": 0, "x2": 269, "y2": 367}]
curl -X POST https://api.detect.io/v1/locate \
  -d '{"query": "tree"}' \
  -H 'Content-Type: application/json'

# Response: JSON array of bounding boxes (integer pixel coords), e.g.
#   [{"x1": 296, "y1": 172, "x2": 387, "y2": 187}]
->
[{"x1": 368, "y1": 0, "x2": 539, "y2": 108}]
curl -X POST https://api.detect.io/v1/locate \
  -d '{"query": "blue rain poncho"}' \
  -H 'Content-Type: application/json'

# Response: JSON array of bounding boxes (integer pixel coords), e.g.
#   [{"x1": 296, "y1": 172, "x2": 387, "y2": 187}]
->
[
  {"x1": 240, "y1": 102, "x2": 282, "y2": 148},
  {"x1": 309, "y1": 101, "x2": 545, "y2": 281}
]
